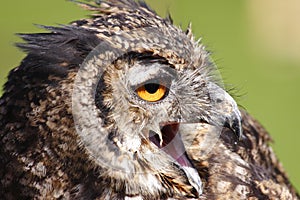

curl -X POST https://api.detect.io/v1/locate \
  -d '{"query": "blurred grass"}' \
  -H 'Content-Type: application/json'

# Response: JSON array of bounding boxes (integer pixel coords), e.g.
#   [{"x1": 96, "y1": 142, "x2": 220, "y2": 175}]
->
[{"x1": 0, "y1": 0, "x2": 299, "y2": 191}]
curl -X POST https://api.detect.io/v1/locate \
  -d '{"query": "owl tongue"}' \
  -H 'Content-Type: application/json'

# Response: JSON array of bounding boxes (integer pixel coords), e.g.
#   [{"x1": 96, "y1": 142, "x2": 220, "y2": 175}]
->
[{"x1": 149, "y1": 123, "x2": 193, "y2": 167}]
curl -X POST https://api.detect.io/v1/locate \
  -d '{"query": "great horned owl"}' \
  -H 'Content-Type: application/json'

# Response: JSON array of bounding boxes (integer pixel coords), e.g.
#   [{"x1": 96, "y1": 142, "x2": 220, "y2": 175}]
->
[{"x1": 0, "y1": 0, "x2": 298, "y2": 199}]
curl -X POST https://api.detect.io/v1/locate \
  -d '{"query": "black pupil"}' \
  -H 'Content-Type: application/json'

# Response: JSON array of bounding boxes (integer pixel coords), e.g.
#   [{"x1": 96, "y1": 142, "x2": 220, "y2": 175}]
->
[{"x1": 145, "y1": 84, "x2": 160, "y2": 94}]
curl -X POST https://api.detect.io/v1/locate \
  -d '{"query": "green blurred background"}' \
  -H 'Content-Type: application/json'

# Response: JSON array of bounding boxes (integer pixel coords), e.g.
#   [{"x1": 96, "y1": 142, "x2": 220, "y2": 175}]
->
[{"x1": 0, "y1": 0, "x2": 299, "y2": 190}]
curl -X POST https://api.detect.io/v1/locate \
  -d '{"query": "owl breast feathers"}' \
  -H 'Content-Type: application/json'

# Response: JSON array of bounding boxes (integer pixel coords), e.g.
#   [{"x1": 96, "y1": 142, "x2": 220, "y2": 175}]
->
[{"x1": 0, "y1": 0, "x2": 298, "y2": 199}]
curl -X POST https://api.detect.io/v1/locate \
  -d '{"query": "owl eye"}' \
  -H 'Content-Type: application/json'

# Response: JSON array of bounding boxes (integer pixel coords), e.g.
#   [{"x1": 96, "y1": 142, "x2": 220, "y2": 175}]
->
[{"x1": 136, "y1": 83, "x2": 167, "y2": 102}]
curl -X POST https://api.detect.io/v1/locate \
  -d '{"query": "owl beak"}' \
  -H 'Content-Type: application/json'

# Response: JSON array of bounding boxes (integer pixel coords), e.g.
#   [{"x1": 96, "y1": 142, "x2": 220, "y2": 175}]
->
[
  {"x1": 207, "y1": 82, "x2": 243, "y2": 141},
  {"x1": 217, "y1": 92, "x2": 243, "y2": 143},
  {"x1": 223, "y1": 111, "x2": 242, "y2": 143}
]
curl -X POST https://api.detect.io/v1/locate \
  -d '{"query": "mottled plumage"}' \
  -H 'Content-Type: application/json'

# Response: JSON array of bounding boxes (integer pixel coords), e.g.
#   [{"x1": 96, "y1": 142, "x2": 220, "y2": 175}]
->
[{"x1": 0, "y1": 1, "x2": 298, "y2": 199}]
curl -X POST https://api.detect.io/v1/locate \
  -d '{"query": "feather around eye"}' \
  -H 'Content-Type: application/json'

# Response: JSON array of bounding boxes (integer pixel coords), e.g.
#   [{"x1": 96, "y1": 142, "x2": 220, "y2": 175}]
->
[{"x1": 136, "y1": 83, "x2": 167, "y2": 102}]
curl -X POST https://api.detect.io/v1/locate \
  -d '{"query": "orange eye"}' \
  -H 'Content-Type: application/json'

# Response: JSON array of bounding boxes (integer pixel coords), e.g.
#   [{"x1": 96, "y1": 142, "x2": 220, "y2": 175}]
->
[{"x1": 136, "y1": 83, "x2": 167, "y2": 102}]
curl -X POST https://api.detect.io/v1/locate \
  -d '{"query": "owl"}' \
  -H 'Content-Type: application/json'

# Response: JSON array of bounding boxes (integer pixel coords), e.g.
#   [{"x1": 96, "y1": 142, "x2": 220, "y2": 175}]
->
[{"x1": 0, "y1": 0, "x2": 298, "y2": 199}]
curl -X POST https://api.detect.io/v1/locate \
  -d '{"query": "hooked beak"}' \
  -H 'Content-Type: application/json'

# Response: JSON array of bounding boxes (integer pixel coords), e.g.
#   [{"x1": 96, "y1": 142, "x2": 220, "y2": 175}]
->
[
  {"x1": 207, "y1": 82, "x2": 242, "y2": 142},
  {"x1": 223, "y1": 111, "x2": 242, "y2": 143}
]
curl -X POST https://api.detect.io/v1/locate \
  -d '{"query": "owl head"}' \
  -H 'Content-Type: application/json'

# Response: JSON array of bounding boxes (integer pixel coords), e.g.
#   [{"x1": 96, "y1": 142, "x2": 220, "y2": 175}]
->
[
  {"x1": 69, "y1": 0, "x2": 242, "y2": 197},
  {"x1": 9, "y1": 0, "x2": 243, "y2": 198}
]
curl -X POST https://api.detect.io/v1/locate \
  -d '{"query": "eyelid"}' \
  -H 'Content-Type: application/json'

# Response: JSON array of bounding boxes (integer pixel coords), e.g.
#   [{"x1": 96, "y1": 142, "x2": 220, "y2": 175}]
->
[
  {"x1": 132, "y1": 78, "x2": 170, "y2": 91},
  {"x1": 127, "y1": 63, "x2": 176, "y2": 88}
]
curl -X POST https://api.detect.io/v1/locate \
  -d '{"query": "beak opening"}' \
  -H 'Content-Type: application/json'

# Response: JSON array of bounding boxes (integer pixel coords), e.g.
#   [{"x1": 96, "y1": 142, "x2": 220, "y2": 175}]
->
[{"x1": 148, "y1": 122, "x2": 203, "y2": 196}]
